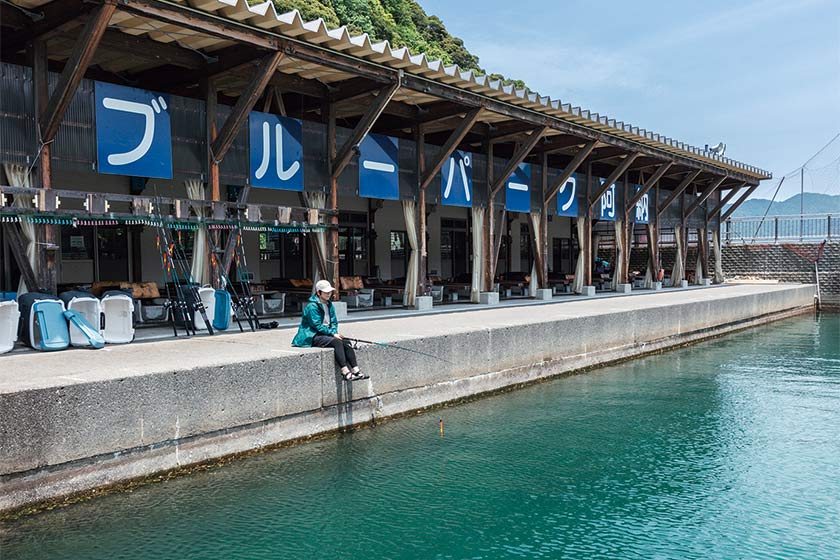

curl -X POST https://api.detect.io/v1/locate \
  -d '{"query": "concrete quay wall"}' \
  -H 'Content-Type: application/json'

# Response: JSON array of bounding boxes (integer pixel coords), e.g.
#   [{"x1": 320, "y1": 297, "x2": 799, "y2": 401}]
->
[{"x1": 0, "y1": 284, "x2": 816, "y2": 514}]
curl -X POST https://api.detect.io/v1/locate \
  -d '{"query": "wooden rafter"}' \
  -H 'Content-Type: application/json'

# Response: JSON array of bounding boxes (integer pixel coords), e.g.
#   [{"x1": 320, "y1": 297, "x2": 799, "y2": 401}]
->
[
  {"x1": 418, "y1": 108, "x2": 483, "y2": 191},
  {"x1": 489, "y1": 126, "x2": 548, "y2": 196},
  {"x1": 707, "y1": 182, "x2": 746, "y2": 218},
  {"x1": 624, "y1": 162, "x2": 673, "y2": 213},
  {"x1": 544, "y1": 141, "x2": 596, "y2": 205},
  {"x1": 685, "y1": 175, "x2": 727, "y2": 219},
  {"x1": 40, "y1": 1, "x2": 116, "y2": 143},
  {"x1": 210, "y1": 51, "x2": 284, "y2": 162},
  {"x1": 331, "y1": 80, "x2": 400, "y2": 180},
  {"x1": 657, "y1": 169, "x2": 701, "y2": 217},
  {"x1": 587, "y1": 153, "x2": 640, "y2": 210},
  {"x1": 720, "y1": 183, "x2": 762, "y2": 222}
]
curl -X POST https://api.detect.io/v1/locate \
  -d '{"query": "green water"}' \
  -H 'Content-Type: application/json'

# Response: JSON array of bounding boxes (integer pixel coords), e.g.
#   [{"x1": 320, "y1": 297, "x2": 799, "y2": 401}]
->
[{"x1": 2, "y1": 315, "x2": 839, "y2": 559}]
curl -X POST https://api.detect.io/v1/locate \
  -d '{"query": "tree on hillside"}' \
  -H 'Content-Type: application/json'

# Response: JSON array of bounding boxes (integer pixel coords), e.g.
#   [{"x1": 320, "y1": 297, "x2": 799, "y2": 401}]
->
[{"x1": 269, "y1": 0, "x2": 525, "y2": 89}]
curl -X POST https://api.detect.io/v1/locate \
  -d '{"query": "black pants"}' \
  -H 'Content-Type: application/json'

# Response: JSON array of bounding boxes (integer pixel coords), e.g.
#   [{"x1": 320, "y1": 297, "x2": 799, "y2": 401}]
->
[{"x1": 312, "y1": 335, "x2": 358, "y2": 369}]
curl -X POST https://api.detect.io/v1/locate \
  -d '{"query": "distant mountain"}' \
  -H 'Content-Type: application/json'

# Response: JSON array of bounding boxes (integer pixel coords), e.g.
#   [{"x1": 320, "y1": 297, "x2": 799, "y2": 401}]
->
[{"x1": 725, "y1": 192, "x2": 840, "y2": 218}]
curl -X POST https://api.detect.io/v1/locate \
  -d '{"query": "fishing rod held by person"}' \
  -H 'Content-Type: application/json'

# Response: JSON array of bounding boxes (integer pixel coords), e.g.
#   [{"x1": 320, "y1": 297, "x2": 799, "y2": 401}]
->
[{"x1": 343, "y1": 337, "x2": 451, "y2": 363}]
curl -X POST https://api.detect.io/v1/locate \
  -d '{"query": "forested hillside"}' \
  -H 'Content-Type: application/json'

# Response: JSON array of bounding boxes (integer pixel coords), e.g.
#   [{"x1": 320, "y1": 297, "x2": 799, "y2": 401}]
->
[{"x1": 270, "y1": 0, "x2": 526, "y2": 88}]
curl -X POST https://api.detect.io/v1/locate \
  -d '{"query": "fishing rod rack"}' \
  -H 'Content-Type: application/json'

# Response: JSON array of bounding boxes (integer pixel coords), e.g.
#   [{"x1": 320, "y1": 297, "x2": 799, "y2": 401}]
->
[{"x1": 0, "y1": 186, "x2": 334, "y2": 232}]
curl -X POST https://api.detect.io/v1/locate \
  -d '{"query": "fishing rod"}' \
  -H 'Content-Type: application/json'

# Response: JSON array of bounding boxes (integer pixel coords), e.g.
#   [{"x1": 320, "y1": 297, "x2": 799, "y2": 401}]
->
[
  {"x1": 206, "y1": 231, "x2": 254, "y2": 332},
  {"x1": 343, "y1": 337, "x2": 452, "y2": 363},
  {"x1": 153, "y1": 190, "x2": 214, "y2": 335},
  {"x1": 156, "y1": 226, "x2": 195, "y2": 336},
  {"x1": 167, "y1": 226, "x2": 215, "y2": 335},
  {"x1": 230, "y1": 224, "x2": 261, "y2": 326},
  {"x1": 154, "y1": 229, "x2": 184, "y2": 337}
]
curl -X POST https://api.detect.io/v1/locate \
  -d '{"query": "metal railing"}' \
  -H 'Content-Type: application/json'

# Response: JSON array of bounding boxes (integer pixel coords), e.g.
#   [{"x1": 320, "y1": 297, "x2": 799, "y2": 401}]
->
[{"x1": 725, "y1": 213, "x2": 837, "y2": 244}]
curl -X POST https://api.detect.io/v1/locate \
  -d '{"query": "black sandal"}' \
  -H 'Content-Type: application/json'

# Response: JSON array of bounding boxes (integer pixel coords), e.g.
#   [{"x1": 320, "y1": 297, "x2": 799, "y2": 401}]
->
[
  {"x1": 352, "y1": 371, "x2": 369, "y2": 380},
  {"x1": 342, "y1": 371, "x2": 356, "y2": 381}
]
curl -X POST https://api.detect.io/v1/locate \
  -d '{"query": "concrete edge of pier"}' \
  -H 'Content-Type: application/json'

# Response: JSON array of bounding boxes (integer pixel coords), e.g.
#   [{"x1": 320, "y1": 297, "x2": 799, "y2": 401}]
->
[{"x1": 0, "y1": 284, "x2": 816, "y2": 516}]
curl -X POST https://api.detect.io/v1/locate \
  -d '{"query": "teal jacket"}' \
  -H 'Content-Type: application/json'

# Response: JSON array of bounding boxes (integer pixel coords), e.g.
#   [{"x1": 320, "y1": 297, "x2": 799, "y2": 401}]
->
[{"x1": 291, "y1": 294, "x2": 338, "y2": 347}]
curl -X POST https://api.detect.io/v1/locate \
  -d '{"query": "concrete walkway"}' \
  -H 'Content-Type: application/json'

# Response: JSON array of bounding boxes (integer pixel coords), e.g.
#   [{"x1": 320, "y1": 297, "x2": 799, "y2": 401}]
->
[{"x1": 0, "y1": 283, "x2": 806, "y2": 394}]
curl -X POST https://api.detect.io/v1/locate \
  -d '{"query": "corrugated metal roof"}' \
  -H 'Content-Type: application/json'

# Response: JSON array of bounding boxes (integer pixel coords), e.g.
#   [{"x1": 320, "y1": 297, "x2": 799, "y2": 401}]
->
[
  {"x1": 179, "y1": 0, "x2": 769, "y2": 180},
  {"x1": 4, "y1": 0, "x2": 771, "y2": 180}
]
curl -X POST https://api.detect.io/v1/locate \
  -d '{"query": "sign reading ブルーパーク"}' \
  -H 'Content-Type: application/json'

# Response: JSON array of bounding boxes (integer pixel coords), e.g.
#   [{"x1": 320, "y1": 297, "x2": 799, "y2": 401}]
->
[
  {"x1": 441, "y1": 150, "x2": 473, "y2": 207},
  {"x1": 359, "y1": 133, "x2": 399, "y2": 200},
  {"x1": 597, "y1": 179, "x2": 617, "y2": 221},
  {"x1": 633, "y1": 184, "x2": 650, "y2": 224},
  {"x1": 95, "y1": 81, "x2": 172, "y2": 179},
  {"x1": 248, "y1": 111, "x2": 303, "y2": 191},
  {"x1": 555, "y1": 172, "x2": 579, "y2": 217},
  {"x1": 505, "y1": 163, "x2": 531, "y2": 213}
]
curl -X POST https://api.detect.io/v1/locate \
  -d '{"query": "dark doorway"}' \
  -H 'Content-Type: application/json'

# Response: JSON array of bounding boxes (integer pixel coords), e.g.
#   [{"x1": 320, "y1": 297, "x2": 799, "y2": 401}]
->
[
  {"x1": 338, "y1": 212, "x2": 368, "y2": 277},
  {"x1": 441, "y1": 218, "x2": 468, "y2": 280}
]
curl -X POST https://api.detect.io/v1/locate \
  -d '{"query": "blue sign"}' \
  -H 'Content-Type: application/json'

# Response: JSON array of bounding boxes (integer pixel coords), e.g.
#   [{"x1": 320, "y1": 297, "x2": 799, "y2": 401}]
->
[
  {"x1": 555, "y1": 172, "x2": 579, "y2": 217},
  {"x1": 441, "y1": 150, "x2": 473, "y2": 207},
  {"x1": 95, "y1": 81, "x2": 172, "y2": 179},
  {"x1": 597, "y1": 179, "x2": 617, "y2": 221},
  {"x1": 632, "y1": 184, "x2": 650, "y2": 224},
  {"x1": 359, "y1": 133, "x2": 399, "y2": 200},
  {"x1": 505, "y1": 162, "x2": 531, "y2": 213},
  {"x1": 248, "y1": 111, "x2": 303, "y2": 191}
]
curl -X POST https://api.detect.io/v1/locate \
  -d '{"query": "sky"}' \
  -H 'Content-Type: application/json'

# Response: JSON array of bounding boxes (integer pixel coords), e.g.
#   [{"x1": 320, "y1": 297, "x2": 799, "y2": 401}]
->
[{"x1": 420, "y1": 0, "x2": 840, "y2": 199}]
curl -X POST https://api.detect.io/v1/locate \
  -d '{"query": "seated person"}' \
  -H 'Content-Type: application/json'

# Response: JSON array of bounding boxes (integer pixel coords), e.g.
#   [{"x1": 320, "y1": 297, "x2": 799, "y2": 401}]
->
[{"x1": 292, "y1": 280, "x2": 367, "y2": 382}]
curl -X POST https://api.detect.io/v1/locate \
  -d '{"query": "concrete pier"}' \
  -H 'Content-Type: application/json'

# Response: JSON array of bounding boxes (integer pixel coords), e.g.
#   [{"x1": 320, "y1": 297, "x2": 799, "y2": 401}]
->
[{"x1": 0, "y1": 283, "x2": 815, "y2": 514}]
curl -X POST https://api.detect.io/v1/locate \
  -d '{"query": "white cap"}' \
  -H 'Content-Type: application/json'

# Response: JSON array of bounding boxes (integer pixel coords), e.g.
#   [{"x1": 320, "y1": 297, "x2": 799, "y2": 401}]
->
[{"x1": 315, "y1": 279, "x2": 335, "y2": 293}]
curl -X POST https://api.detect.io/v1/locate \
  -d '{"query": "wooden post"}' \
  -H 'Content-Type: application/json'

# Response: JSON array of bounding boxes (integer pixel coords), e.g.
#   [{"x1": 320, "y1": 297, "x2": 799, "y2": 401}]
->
[
  {"x1": 485, "y1": 140, "x2": 494, "y2": 292},
  {"x1": 416, "y1": 123, "x2": 427, "y2": 296},
  {"x1": 584, "y1": 164, "x2": 593, "y2": 287},
  {"x1": 327, "y1": 102, "x2": 339, "y2": 293},
  {"x1": 33, "y1": 39, "x2": 56, "y2": 293},
  {"x1": 203, "y1": 77, "x2": 220, "y2": 285},
  {"x1": 540, "y1": 152, "x2": 549, "y2": 289},
  {"x1": 698, "y1": 227, "x2": 709, "y2": 279}
]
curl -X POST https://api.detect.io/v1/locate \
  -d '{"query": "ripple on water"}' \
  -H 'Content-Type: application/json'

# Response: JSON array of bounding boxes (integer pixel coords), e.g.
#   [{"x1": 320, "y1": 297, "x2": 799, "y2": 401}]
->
[{"x1": 2, "y1": 314, "x2": 840, "y2": 560}]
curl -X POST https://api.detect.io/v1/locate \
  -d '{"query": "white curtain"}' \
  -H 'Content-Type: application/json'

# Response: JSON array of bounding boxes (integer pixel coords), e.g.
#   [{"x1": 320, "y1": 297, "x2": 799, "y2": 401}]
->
[
  {"x1": 694, "y1": 244, "x2": 704, "y2": 285},
  {"x1": 403, "y1": 200, "x2": 419, "y2": 307},
  {"x1": 612, "y1": 219, "x2": 624, "y2": 290},
  {"x1": 573, "y1": 218, "x2": 585, "y2": 294},
  {"x1": 669, "y1": 224, "x2": 684, "y2": 287},
  {"x1": 713, "y1": 229, "x2": 725, "y2": 284},
  {"x1": 3, "y1": 164, "x2": 36, "y2": 294},
  {"x1": 470, "y1": 206, "x2": 484, "y2": 303},
  {"x1": 529, "y1": 212, "x2": 541, "y2": 296},
  {"x1": 185, "y1": 179, "x2": 210, "y2": 286},
  {"x1": 305, "y1": 192, "x2": 328, "y2": 284}
]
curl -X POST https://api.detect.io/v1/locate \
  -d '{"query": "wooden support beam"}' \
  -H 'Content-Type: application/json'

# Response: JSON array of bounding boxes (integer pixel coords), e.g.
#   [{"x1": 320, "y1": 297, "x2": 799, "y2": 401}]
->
[
  {"x1": 489, "y1": 126, "x2": 548, "y2": 196},
  {"x1": 720, "y1": 182, "x2": 762, "y2": 223},
  {"x1": 657, "y1": 169, "x2": 701, "y2": 217},
  {"x1": 131, "y1": 44, "x2": 266, "y2": 88},
  {"x1": 707, "y1": 182, "x2": 746, "y2": 218},
  {"x1": 116, "y1": 0, "x2": 763, "y2": 184},
  {"x1": 544, "y1": 141, "x2": 596, "y2": 205},
  {"x1": 418, "y1": 108, "x2": 482, "y2": 191},
  {"x1": 531, "y1": 135, "x2": 587, "y2": 155},
  {"x1": 685, "y1": 175, "x2": 727, "y2": 219},
  {"x1": 331, "y1": 80, "x2": 400, "y2": 180},
  {"x1": 586, "y1": 147, "x2": 628, "y2": 165},
  {"x1": 210, "y1": 51, "x2": 284, "y2": 163},
  {"x1": 329, "y1": 77, "x2": 383, "y2": 104},
  {"x1": 40, "y1": 2, "x2": 116, "y2": 143},
  {"x1": 97, "y1": 28, "x2": 208, "y2": 68},
  {"x1": 1, "y1": 224, "x2": 39, "y2": 292},
  {"x1": 416, "y1": 124, "x2": 427, "y2": 296},
  {"x1": 489, "y1": 122, "x2": 541, "y2": 143},
  {"x1": 587, "y1": 153, "x2": 640, "y2": 210},
  {"x1": 624, "y1": 162, "x2": 672, "y2": 213}
]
